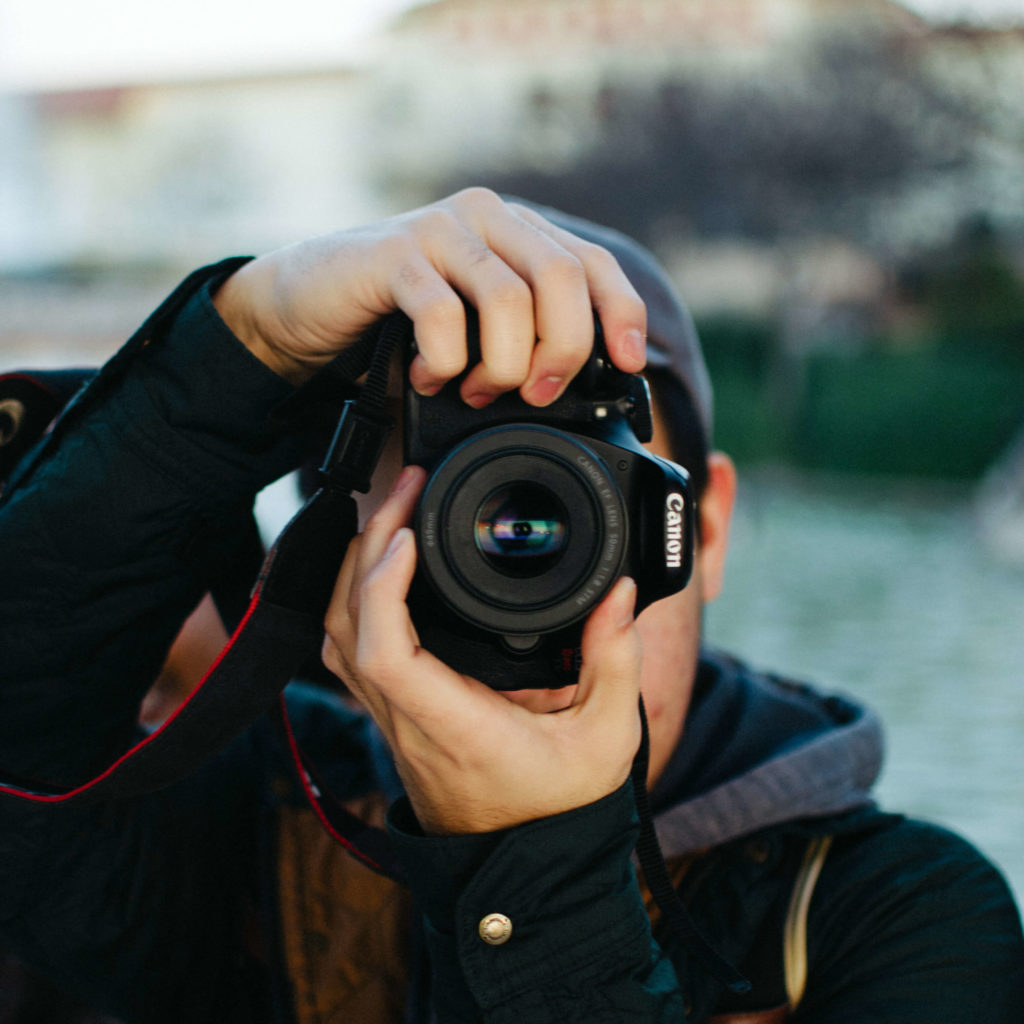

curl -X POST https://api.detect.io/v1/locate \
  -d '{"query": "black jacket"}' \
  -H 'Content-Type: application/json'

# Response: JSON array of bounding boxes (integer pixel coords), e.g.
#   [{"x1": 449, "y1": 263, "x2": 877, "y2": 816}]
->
[{"x1": 1, "y1": 267, "x2": 1022, "y2": 1022}]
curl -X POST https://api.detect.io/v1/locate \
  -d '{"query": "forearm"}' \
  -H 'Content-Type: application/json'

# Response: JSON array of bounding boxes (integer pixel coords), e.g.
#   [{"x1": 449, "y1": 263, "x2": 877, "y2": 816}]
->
[{"x1": 0, "y1": 265, "x2": 300, "y2": 787}]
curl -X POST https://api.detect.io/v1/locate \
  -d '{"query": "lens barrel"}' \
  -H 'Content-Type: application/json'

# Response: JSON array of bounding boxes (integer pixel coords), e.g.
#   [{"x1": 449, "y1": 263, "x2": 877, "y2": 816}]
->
[{"x1": 415, "y1": 424, "x2": 628, "y2": 636}]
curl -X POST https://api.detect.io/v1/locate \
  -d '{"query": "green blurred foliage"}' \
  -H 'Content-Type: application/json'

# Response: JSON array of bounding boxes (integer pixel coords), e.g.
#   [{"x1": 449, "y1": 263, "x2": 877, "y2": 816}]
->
[
  {"x1": 921, "y1": 219, "x2": 1024, "y2": 362},
  {"x1": 695, "y1": 315, "x2": 786, "y2": 463},
  {"x1": 694, "y1": 213, "x2": 1024, "y2": 480},
  {"x1": 796, "y1": 349, "x2": 1024, "y2": 478},
  {"x1": 698, "y1": 314, "x2": 1024, "y2": 479}
]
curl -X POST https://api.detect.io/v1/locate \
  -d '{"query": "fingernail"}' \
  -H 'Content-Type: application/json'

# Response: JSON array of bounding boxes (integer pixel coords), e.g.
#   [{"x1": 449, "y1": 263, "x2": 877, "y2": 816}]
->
[
  {"x1": 389, "y1": 465, "x2": 418, "y2": 496},
  {"x1": 463, "y1": 392, "x2": 495, "y2": 409},
  {"x1": 615, "y1": 577, "x2": 637, "y2": 627},
  {"x1": 623, "y1": 329, "x2": 647, "y2": 366},
  {"x1": 527, "y1": 375, "x2": 564, "y2": 406}
]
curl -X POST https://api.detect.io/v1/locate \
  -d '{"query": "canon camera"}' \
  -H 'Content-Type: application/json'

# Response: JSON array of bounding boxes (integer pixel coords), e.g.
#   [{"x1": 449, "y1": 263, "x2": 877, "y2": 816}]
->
[{"x1": 402, "y1": 317, "x2": 696, "y2": 691}]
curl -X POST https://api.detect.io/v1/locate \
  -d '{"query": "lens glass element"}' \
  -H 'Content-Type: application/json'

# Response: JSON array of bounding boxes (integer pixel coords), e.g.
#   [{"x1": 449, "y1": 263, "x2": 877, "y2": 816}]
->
[{"x1": 474, "y1": 483, "x2": 569, "y2": 578}]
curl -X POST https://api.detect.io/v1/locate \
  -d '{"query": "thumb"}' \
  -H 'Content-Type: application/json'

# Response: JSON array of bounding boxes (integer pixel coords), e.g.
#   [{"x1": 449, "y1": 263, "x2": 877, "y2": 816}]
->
[{"x1": 576, "y1": 576, "x2": 643, "y2": 723}]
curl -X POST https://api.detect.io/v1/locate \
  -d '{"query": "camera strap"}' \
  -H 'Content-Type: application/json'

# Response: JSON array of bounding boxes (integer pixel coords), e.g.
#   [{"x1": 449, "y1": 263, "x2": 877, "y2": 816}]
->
[
  {"x1": 1, "y1": 302, "x2": 750, "y2": 987},
  {"x1": 274, "y1": 321, "x2": 746, "y2": 992},
  {"x1": 0, "y1": 311, "x2": 408, "y2": 879},
  {"x1": 633, "y1": 699, "x2": 751, "y2": 995}
]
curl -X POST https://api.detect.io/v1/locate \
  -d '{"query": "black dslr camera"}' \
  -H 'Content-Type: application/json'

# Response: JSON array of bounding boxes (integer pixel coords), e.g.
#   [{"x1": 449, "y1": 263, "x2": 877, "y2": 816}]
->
[{"x1": 404, "y1": 319, "x2": 695, "y2": 691}]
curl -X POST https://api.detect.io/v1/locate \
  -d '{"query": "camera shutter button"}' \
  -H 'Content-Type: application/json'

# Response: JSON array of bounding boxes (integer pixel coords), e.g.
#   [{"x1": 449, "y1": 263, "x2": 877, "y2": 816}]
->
[{"x1": 478, "y1": 913, "x2": 513, "y2": 946}]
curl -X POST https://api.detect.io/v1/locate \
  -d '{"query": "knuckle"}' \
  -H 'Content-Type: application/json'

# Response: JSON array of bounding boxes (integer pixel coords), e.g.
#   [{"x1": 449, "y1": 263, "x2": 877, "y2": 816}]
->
[
  {"x1": 419, "y1": 355, "x2": 467, "y2": 384},
  {"x1": 464, "y1": 240, "x2": 497, "y2": 268},
  {"x1": 322, "y1": 604, "x2": 341, "y2": 636},
  {"x1": 415, "y1": 206, "x2": 459, "y2": 238},
  {"x1": 450, "y1": 185, "x2": 503, "y2": 213},
  {"x1": 601, "y1": 291, "x2": 647, "y2": 333},
  {"x1": 482, "y1": 362, "x2": 528, "y2": 391},
  {"x1": 505, "y1": 199, "x2": 533, "y2": 220},
  {"x1": 539, "y1": 251, "x2": 587, "y2": 290},
  {"x1": 548, "y1": 338, "x2": 593, "y2": 375},
  {"x1": 395, "y1": 260, "x2": 425, "y2": 290},
  {"x1": 321, "y1": 640, "x2": 352, "y2": 683},
  {"x1": 483, "y1": 276, "x2": 532, "y2": 312},
  {"x1": 323, "y1": 599, "x2": 350, "y2": 641},
  {"x1": 416, "y1": 307, "x2": 468, "y2": 373},
  {"x1": 419, "y1": 292, "x2": 466, "y2": 331},
  {"x1": 321, "y1": 640, "x2": 340, "y2": 672},
  {"x1": 377, "y1": 230, "x2": 419, "y2": 268},
  {"x1": 578, "y1": 239, "x2": 619, "y2": 273}
]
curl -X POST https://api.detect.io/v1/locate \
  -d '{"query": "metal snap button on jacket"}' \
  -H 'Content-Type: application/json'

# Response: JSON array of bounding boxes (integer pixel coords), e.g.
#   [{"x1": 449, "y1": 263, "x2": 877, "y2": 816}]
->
[{"x1": 478, "y1": 913, "x2": 513, "y2": 946}]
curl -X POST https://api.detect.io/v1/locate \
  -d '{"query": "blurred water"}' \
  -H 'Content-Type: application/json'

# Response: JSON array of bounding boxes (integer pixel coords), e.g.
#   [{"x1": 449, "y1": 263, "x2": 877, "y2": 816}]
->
[{"x1": 705, "y1": 469, "x2": 1024, "y2": 907}]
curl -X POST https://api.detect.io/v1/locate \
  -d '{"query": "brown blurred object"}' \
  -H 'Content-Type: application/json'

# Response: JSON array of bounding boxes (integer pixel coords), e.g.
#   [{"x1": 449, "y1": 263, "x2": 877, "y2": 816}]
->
[{"x1": 138, "y1": 592, "x2": 229, "y2": 730}]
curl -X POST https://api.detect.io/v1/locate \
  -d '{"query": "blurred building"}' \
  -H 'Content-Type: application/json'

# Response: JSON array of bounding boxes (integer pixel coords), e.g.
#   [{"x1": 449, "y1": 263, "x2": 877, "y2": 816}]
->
[
  {"x1": 375, "y1": 0, "x2": 1024, "y2": 326},
  {"x1": 0, "y1": 70, "x2": 377, "y2": 360},
  {"x1": 2, "y1": 69, "x2": 373, "y2": 271},
  {"x1": 1, "y1": 0, "x2": 1022, "y2": 337},
  {"x1": 373, "y1": 0, "x2": 927, "y2": 184}
]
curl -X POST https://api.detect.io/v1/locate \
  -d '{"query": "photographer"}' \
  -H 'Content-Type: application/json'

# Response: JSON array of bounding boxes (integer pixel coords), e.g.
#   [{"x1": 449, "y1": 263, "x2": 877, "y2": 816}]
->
[{"x1": 0, "y1": 188, "x2": 1022, "y2": 1022}]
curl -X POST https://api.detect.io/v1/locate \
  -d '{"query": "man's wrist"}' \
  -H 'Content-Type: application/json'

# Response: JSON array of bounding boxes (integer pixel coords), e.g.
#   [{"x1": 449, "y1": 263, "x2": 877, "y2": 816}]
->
[
  {"x1": 211, "y1": 262, "x2": 313, "y2": 387},
  {"x1": 388, "y1": 782, "x2": 655, "y2": 1014}
]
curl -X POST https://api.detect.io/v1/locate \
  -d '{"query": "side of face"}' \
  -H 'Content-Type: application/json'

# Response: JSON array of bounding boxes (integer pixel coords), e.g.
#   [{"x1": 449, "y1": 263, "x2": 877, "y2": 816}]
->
[{"x1": 636, "y1": 399, "x2": 736, "y2": 784}]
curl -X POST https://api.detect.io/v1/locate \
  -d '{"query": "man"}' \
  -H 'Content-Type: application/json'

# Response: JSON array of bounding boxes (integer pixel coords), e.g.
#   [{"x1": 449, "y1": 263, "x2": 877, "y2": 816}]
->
[{"x1": 0, "y1": 188, "x2": 1021, "y2": 1023}]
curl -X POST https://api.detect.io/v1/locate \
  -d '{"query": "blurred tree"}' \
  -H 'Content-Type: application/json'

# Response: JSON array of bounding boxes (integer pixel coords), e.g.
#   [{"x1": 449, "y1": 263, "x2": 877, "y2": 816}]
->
[
  {"x1": 438, "y1": 35, "x2": 986, "y2": 252},
  {"x1": 921, "y1": 217, "x2": 1024, "y2": 360},
  {"x1": 427, "y1": 27, "x2": 1023, "y2": 478}
]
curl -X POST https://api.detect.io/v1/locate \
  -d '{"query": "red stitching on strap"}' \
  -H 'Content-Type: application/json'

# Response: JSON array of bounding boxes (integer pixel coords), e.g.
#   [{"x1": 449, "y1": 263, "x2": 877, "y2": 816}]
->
[
  {"x1": 0, "y1": 589, "x2": 263, "y2": 804},
  {"x1": 277, "y1": 692, "x2": 385, "y2": 874}
]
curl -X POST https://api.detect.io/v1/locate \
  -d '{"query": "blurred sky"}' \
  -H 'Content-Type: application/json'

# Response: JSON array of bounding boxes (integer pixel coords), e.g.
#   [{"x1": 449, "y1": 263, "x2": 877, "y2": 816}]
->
[{"x1": 1, "y1": 0, "x2": 1022, "y2": 92}]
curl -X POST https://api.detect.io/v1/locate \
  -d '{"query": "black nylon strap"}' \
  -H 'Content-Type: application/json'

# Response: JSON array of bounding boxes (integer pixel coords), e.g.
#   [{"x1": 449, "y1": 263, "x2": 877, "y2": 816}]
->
[
  {"x1": 0, "y1": 311, "x2": 406, "y2": 851},
  {"x1": 632, "y1": 697, "x2": 751, "y2": 995},
  {"x1": 276, "y1": 692, "x2": 403, "y2": 878},
  {"x1": 0, "y1": 486, "x2": 354, "y2": 802}
]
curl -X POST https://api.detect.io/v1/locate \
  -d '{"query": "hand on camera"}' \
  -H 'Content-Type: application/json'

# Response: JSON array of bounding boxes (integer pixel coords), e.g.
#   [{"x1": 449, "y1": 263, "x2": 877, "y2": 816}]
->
[
  {"x1": 213, "y1": 187, "x2": 647, "y2": 395},
  {"x1": 230, "y1": 187, "x2": 651, "y2": 834},
  {"x1": 321, "y1": 465, "x2": 644, "y2": 836}
]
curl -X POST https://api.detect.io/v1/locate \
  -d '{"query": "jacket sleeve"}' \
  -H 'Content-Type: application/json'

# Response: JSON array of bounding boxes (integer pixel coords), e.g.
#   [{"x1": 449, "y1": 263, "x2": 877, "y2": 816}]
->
[
  {"x1": 388, "y1": 782, "x2": 685, "y2": 1022},
  {"x1": 796, "y1": 818, "x2": 1024, "y2": 1023},
  {"x1": 0, "y1": 262, "x2": 299, "y2": 792},
  {"x1": 0, "y1": 267, "x2": 304, "y2": 1019}
]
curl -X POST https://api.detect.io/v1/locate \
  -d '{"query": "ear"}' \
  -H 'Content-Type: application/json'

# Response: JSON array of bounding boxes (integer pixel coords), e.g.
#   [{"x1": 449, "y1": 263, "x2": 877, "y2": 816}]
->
[{"x1": 697, "y1": 452, "x2": 737, "y2": 604}]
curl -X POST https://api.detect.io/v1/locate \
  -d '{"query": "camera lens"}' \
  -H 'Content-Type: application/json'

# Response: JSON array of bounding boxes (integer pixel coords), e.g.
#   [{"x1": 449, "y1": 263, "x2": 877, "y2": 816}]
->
[
  {"x1": 474, "y1": 483, "x2": 569, "y2": 578},
  {"x1": 416, "y1": 424, "x2": 628, "y2": 635}
]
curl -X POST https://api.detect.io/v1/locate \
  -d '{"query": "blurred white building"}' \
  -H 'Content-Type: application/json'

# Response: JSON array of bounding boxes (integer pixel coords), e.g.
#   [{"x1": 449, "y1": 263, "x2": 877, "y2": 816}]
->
[
  {"x1": 3, "y1": 70, "x2": 376, "y2": 270},
  {"x1": 370, "y1": 0, "x2": 927, "y2": 180},
  {"x1": 0, "y1": 0, "x2": 1021, "y2": 332}
]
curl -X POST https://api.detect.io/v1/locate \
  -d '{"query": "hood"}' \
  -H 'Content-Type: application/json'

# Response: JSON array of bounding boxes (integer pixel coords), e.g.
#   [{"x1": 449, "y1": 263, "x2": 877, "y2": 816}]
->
[{"x1": 649, "y1": 650, "x2": 884, "y2": 858}]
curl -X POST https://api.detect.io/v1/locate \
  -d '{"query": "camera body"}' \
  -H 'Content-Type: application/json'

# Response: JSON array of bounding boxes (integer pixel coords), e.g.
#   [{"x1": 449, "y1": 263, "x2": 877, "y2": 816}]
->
[{"x1": 404, "y1": 323, "x2": 695, "y2": 691}]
